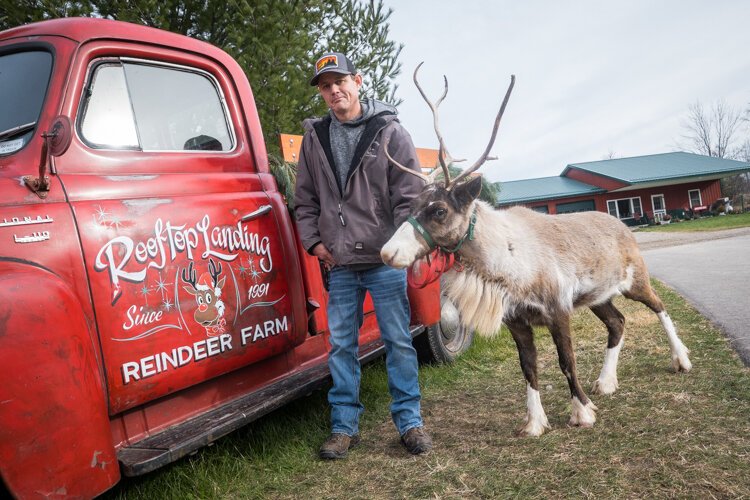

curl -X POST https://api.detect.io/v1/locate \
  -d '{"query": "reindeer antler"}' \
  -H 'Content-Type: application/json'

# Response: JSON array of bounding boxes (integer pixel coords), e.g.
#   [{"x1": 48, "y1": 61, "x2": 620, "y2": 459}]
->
[
  {"x1": 181, "y1": 262, "x2": 197, "y2": 288},
  {"x1": 449, "y1": 74, "x2": 516, "y2": 188},
  {"x1": 208, "y1": 258, "x2": 222, "y2": 287},
  {"x1": 384, "y1": 67, "x2": 516, "y2": 190},
  {"x1": 383, "y1": 137, "x2": 431, "y2": 183},
  {"x1": 413, "y1": 62, "x2": 463, "y2": 186}
]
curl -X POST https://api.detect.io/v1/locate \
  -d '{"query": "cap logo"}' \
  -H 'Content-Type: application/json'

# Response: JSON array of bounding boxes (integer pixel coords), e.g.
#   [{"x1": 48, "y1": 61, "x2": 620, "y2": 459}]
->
[{"x1": 316, "y1": 55, "x2": 338, "y2": 73}]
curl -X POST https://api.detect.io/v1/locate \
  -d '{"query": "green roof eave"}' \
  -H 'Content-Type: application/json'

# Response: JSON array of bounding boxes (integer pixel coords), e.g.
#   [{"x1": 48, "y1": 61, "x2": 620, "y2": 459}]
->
[
  {"x1": 620, "y1": 167, "x2": 750, "y2": 184},
  {"x1": 563, "y1": 152, "x2": 750, "y2": 184},
  {"x1": 498, "y1": 187, "x2": 606, "y2": 205}
]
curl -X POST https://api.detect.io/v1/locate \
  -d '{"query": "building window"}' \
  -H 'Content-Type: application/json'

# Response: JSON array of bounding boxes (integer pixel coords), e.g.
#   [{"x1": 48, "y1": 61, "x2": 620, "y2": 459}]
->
[
  {"x1": 531, "y1": 205, "x2": 549, "y2": 214},
  {"x1": 606, "y1": 196, "x2": 642, "y2": 219},
  {"x1": 688, "y1": 189, "x2": 702, "y2": 208}
]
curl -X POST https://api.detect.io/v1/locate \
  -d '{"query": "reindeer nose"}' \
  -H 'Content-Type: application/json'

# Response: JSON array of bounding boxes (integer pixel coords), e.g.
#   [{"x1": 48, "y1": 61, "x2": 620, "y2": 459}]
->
[{"x1": 198, "y1": 304, "x2": 208, "y2": 312}]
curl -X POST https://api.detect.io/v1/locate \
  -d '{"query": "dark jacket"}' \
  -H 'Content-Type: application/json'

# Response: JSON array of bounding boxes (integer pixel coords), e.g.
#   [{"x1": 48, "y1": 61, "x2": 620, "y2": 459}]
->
[{"x1": 294, "y1": 108, "x2": 424, "y2": 267}]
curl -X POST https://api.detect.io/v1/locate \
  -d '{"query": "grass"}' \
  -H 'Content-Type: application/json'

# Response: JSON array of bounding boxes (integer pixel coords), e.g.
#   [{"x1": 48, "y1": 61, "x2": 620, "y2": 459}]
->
[
  {"x1": 637, "y1": 211, "x2": 750, "y2": 232},
  {"x1": 103, "y1": 280, "x2": 750, "y2": 499}
]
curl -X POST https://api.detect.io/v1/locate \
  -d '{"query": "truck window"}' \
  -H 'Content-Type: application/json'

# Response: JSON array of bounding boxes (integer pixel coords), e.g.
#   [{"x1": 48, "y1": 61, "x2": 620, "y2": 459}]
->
[
  {"x1": 0, "y1": 50, "x2": 52, "y2": 156},
  {"x1": 79, "y1": 63, "x2": 139, "y2": 148},
  {"x1": 79, "y1": 59, "x2": 234, "y2": 152}
]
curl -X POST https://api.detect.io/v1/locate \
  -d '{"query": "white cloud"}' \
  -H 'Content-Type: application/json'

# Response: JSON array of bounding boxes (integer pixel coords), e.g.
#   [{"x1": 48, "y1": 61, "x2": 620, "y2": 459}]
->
[{"x1": 381, "y1": 0, "x2": 750, "y2": 182}]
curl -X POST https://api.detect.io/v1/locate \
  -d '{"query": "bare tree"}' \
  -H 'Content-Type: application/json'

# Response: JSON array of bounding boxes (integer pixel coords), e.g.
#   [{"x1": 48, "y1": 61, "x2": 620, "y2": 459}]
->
[
  {"x1": 602, "y1": 148, "x2": 618, "y2": 160},
  {"x1": 679, "y1": 100, "x2": 749, "y2": 206},
  {"x1": 680, "y1": 100, "x2": 743, "y2": 158},
  {"x1": 725, "y1": 139, "x2": 750, "y2": 208}
]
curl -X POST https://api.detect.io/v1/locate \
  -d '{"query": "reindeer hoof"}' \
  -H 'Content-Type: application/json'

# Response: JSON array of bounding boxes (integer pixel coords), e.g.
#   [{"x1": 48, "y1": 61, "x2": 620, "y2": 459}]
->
[
  {"x1": 569, "y1": 397, "x2": 597, "y2": 428},
  {"x1": 672, "y1": 346, "x2": 693, "y2": 373},
  {"x1": 592, "y1": 376, "x2": 619, "y2": 395},
  {"x1": 518, "y1": 418, "x2": 551, "y2": 437},
  {"x1": 672, "y1": 354, "x2": 692, "y2": 373}
]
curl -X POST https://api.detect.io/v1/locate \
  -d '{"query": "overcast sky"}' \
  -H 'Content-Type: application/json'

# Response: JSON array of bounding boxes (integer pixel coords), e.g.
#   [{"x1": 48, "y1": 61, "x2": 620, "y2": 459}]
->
[{"x1": 381, "y1": 1, "x2": 749, "y2": 182}]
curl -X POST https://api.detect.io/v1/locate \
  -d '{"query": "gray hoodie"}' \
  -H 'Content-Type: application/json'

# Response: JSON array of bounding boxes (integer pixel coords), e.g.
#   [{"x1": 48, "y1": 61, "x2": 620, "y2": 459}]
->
[{"x1": 329, "y1": 99, "x2": 398, "y2": 190}]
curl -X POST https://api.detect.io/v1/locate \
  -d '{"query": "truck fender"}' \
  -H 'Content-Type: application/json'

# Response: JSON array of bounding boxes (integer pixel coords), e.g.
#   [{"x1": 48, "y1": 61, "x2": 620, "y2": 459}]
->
[{"x1": 0, "y1": 261, "x2": 119, "y2": 498}]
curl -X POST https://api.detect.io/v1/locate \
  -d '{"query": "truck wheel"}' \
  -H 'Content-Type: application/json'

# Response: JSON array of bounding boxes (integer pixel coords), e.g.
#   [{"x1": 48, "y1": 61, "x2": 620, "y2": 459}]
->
[{"x1": 414, "y1": 296, "x2": 474, "y2": 364}]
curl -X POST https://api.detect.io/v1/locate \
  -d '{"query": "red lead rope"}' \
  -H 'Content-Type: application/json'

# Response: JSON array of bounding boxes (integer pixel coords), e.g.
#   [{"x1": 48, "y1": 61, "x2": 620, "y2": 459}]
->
[{"x1": 406, "y1": 248, "x2": 463, "y2": 289}]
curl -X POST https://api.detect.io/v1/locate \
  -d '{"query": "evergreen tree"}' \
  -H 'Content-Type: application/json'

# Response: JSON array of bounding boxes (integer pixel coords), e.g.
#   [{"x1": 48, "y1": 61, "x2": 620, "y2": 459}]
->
[{"x1": 0, "y1": 0, "x2": 402, "y2": 155}]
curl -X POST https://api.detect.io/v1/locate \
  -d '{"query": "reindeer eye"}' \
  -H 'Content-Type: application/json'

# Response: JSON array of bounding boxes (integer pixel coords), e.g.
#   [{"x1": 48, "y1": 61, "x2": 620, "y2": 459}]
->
[
  {"x1": 197, "y1": 296, "x2": 204, "y2": 305},
  {"x1": 206, "y1": 294, "x2": 213, "y2": 304},
  {"x1": 435, "y1": 208, "x2": 447, "y2": 218}
]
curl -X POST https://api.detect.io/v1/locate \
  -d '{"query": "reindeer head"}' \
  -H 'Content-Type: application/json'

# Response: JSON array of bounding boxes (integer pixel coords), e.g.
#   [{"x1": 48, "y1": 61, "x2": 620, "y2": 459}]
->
[
  {"x1": 181, "y1": 258, "x2": 227, "y2": 335},
  {"x1": 381, "y1": 64, "x2": 515, "y2": 269}
]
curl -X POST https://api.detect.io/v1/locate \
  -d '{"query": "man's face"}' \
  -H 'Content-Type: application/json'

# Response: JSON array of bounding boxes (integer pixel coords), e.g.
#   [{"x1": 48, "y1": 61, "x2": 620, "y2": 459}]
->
[{"x1": 317, "y1": 72, "x2": 363, "y2": 122}]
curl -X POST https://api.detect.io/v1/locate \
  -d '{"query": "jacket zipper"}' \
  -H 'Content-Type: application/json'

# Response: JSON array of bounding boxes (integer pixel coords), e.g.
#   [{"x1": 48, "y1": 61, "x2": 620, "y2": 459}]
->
[
  {"x1": 337, "y1": 123, "x2": 390, "y2": 233},
  {"x1": 338, "y1": 203, "x2": 346, "y2": 226}
]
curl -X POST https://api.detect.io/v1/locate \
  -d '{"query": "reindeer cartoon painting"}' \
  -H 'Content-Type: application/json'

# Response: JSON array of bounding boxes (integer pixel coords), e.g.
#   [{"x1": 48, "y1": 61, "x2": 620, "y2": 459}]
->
[
  {"x1": 381, "y1": 64, "x2": 692, "y2": 436},
  {"x1": 181, "y1": 259, "x2": 227, "y2": 336}
]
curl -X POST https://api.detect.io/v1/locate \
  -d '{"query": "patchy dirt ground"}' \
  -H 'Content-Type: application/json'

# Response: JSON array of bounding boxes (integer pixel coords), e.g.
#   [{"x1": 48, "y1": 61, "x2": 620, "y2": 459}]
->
[{"x1": 633, "y1": 226, "x2": 750, "y2": 250}]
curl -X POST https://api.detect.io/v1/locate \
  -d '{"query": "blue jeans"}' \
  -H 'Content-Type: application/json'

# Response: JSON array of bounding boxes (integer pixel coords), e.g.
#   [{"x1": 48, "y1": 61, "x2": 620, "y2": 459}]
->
[{"x1": 326, "y1": 265, "x2": 423, "y2": 436}]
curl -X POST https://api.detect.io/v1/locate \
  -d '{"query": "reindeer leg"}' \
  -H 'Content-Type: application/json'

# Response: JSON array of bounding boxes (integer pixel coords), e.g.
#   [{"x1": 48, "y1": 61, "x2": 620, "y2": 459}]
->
[
  {"x1": 549, "y1": 315, "x2": 597, "y2": 428},
  {"x1": 507, "y1": 320, "x2": 550, "y2": 437},
  {"x1": 624, "y1": 276, "x2": 692, "y2": 372},
  {"x1": 590, "y1": 301, "x2": 625, "y2": 395}
]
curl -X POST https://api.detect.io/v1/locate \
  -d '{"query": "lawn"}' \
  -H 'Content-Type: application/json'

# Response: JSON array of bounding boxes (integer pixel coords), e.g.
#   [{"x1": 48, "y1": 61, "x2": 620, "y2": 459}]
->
[
  {"x1": 637, "y1": 211, "x2": 750, "y2": 232},
  {"x1": 103, "y1": 281, "x2": 750, "y2": 499}
]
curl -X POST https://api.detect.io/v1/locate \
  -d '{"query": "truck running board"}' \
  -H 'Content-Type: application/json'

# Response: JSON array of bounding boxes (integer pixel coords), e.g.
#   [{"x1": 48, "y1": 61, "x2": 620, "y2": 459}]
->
[{"x1": 118, "y1": 325, "x2": 424, "y2": 476}]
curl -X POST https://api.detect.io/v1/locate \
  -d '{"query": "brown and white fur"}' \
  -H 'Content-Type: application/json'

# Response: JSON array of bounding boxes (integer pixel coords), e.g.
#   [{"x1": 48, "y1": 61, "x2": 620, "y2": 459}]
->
[{"x1": 381, "y1": 177, "x2": 692, "y2": 436}]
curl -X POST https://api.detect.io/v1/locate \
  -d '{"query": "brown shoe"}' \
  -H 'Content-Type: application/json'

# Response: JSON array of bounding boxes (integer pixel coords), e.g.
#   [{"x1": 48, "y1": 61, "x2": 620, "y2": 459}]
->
[
  {"x1": 400, "y1": 427, "x2": 432, "y2": 455},
  {"x1": 319, "y1": 433, "x2": 360, "y2": 460}
]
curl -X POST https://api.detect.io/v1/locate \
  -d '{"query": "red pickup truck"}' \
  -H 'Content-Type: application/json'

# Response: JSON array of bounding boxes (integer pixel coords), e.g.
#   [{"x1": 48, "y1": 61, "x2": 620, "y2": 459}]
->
[{"x1": 0, "y1": 17, "x2": 472, "y2": 498}]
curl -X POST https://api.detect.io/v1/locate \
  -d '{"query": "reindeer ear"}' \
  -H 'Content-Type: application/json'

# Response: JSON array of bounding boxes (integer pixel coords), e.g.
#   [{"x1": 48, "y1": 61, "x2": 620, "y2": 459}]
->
[
  {"x1": 183, "y1": 286, "x2": 198, "y2": 296},
  {"x1": 453, "y1": 176, "x2": 483, "y2": 208}
]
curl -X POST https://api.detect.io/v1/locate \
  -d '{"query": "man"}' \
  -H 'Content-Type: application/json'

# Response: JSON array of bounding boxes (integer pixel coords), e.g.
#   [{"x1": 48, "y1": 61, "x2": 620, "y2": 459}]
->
[{"x1": 294, "y1": 52, "x2": 432, "y2": 459}]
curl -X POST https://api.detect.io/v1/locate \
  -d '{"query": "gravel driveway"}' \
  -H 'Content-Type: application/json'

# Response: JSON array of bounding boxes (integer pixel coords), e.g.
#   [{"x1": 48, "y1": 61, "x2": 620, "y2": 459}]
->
[{"x1": 634, "y1": 226, "x2": 750, "y2": 250}]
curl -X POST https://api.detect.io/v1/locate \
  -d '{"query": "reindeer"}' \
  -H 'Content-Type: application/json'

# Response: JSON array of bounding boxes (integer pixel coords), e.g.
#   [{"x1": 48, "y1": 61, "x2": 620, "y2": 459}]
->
[
  {"x1": 381, "y1": 64, "x2": 692, "y2": 436},
  {"x1": 181, "y1": 259, "x2": 227, "y2": 336}
]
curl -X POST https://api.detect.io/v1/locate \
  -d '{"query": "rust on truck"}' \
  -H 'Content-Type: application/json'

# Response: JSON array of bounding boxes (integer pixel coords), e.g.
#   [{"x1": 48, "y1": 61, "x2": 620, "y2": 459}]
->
[{"x1": 0, "y1": 17, "x2": 444, "y2": 498}]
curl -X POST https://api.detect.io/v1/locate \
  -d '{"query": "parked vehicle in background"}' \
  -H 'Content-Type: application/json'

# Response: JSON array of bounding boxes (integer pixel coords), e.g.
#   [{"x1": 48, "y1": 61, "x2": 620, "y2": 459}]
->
[
  {"x1": 710, "y1": 197, "x2": 733, "y2": 214},
  {"x1": 0, "y1": 18, "x2": 471, "y2": 498}
]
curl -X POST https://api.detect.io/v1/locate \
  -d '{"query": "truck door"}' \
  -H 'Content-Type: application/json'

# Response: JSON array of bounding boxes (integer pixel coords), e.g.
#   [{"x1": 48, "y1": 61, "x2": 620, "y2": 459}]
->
[{"x1": 56, "y1": 43, "x2": 306, "y2": 414}]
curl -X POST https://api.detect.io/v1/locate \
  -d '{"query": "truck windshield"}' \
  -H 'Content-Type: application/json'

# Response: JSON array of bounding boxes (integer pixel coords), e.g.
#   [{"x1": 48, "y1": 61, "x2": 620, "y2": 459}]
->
[{"x1": 0, "y1": 50, "x2": 53, "y2": 155}]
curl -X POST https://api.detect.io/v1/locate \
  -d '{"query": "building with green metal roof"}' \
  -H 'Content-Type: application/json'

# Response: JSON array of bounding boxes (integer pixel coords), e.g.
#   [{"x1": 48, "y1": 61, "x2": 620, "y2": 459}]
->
[
  {"x1": 499, "y1": 176, "x2": 606, "y2": 205},
  {"x1": 497, "y1": 152, "x2": 750, "y2": 224}
]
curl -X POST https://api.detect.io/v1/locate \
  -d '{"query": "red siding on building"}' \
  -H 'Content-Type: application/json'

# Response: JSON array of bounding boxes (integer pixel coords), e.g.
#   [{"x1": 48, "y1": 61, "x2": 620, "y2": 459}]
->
[
  {"x1": 511, "y1": 180, "x2": 722, "y2": 220},
  {"x1": 599, "y1": 180, "x2": 721, "y2": 217},
  {"x1": 524, "y1": 195, "x2": 608, "y2": 215},
  {"x1": 564, "y1": 167, "x2": 629, "y2": 191}
]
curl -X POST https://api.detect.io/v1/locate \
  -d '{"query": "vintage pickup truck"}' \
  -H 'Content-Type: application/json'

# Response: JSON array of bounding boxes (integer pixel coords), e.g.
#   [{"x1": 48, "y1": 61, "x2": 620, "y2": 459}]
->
[{"x1": 0, "y1": 17, "x2": 473, "y2": 498}]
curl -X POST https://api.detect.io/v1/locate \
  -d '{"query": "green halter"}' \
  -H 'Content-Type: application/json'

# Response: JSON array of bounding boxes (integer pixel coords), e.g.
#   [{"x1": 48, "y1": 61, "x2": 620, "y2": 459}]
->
[{"x1": 406, "y1": 209, "x2": 477, "y2": 255}]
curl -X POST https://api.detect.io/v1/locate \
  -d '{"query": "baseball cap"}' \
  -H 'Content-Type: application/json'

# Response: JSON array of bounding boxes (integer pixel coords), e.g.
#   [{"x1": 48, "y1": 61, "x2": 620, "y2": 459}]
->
[{"x1": 310, "y1": 52, "x2": 357, "y2": 86}]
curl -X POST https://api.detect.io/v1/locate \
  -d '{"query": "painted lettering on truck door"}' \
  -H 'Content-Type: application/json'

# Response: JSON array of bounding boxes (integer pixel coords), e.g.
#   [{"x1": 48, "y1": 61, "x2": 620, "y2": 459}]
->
[{"x1": 56, "y1": 46, "x2": 305, "y2": 413}]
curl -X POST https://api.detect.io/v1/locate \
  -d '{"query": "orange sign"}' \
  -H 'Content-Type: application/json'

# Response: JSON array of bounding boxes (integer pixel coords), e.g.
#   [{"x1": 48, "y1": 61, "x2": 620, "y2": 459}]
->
[{"x1": 279, "y1": 133, "x2": 438, "y2": 173}]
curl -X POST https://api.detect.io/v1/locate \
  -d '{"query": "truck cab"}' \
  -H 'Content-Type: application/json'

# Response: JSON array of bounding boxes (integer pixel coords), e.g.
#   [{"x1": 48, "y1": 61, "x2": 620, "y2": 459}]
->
[{"x1": 0, "y1": 18, "x2": 466, "y2": 498}]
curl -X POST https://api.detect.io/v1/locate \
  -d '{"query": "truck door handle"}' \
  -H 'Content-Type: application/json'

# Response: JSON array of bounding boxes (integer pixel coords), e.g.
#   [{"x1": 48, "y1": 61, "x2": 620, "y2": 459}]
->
[{"x1": 240, "y1": 204, "x2": 272, "y2": 222}]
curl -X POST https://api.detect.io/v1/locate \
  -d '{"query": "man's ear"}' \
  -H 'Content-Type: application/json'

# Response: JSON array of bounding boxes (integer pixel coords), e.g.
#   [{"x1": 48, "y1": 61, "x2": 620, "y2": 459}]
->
[
  {"x1": 353, "y1": 73, "x2": 363, "y2": 87},
  {"x1": 452, "y1": 175, "x2": 483, "y2": 209}
]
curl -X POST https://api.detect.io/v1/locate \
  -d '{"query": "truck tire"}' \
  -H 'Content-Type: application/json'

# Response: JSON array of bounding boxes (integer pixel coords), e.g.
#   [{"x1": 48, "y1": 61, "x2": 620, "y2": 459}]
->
[{"x1": 414, "y1": 295, "x2": 474, "y2": 364}]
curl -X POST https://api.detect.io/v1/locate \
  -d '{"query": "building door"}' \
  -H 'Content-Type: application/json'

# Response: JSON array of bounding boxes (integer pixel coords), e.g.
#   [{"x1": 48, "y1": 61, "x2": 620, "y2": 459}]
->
[{"x1": 651, "y1": 194, "x2": 666, "y2": 222}]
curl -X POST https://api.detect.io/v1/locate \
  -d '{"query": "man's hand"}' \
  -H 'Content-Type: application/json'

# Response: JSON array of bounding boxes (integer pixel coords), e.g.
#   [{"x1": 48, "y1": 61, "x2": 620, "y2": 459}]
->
[{"x1": 313, "y1": 243, "x2": 336, "y2": 269}]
